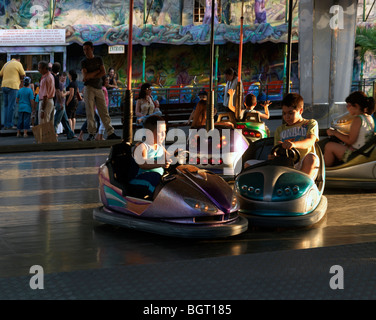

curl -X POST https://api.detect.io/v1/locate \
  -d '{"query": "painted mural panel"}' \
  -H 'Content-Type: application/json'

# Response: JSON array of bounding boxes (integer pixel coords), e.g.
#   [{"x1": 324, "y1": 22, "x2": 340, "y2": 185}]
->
[
  {"x1": 0, "y1": 0, "x2": 298, "y2": 45},
  {"x1": 1, "y1": 1, "x2": 376, "y2": 91}
]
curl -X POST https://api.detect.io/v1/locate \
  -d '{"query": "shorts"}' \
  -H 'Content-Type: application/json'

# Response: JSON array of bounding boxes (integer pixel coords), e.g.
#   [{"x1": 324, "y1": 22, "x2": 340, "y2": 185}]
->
[
  {"x1": 294, "y1": 152, "x2": 319, "y2": 180},
  {"x1": 342, "y1": 148, "x2": 355, "y2": 163}
]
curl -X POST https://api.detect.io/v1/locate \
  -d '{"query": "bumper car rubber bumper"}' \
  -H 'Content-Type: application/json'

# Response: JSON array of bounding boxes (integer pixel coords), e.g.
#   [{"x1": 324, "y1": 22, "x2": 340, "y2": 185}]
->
[
  {"x1": 93, "y1": 206, "x2": 248, "y2": 238},
  {"x1": 240, "y1": 195, "x2": 328, "y2": 228}
]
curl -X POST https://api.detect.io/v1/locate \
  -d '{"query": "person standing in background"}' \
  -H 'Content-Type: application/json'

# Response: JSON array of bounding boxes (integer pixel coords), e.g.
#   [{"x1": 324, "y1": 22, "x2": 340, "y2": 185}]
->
[
  {"x1": 65, "y1": 69, "x2": 79, "y2": 133},
  {"x1": 81, "y1": 41, "x2": 120, "y2": 140},
  {"x1": 37, "y1": 61, "x2": 55, "y2": 124},
  {"x1": 223, "y1": 68, "x2": 243, "y2": 113},
  {"x1": 16, "y1": 76, "x2": 34, "y2": 138},
  {"x1": 0, "y1": 54, "x2": 25, "y2": 129}
]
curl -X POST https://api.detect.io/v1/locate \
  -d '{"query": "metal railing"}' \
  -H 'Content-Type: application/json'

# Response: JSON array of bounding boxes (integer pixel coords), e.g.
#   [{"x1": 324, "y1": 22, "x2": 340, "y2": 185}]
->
[
  {"x1": 351, "y1": 78, "x2": 376, "y2": 96},
  {"x1": 105, "y1": 83, "x2": 299, "y2": 115},
  {"x1": 1, "y1": 79, "x2": 375, "y2": 126}
]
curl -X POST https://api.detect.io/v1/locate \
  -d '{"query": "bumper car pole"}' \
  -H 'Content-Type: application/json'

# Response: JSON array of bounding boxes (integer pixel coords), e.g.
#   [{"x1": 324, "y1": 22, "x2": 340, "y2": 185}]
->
[
  {"x1": 206, "y1": 0, "x2": 216, "y2": 132},
  {"x1": 285, "y1": 0, "x2": 293, "y2": 96},
  {"x1": 123, "y1": 0, "x2": 134, "y2": 144},
  {"x1": 235, "y1": 0, "x2": 244, "y2": 122}
]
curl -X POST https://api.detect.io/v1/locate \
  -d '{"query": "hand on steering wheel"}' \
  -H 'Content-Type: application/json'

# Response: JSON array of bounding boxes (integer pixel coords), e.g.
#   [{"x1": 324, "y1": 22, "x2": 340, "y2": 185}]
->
[
  {"x1": 164, "y1": 150, "x2": 190, "y2": 175},
  {"x1": 271, "y1": 143, "x2": 301, "y2": 164}
]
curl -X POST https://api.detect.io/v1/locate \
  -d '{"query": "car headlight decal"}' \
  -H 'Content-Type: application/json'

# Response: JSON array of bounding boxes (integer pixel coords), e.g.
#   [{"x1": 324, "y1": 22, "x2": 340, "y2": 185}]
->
[
  {"x1": 272, "y1": 172, "x2": 313, "y2": 201},
  {"x1": 236, "y1": 172, "x2": 264, "y2": 200},
  {"x1": 184, "y1": 198, "x2": 218, "y2": 213}
]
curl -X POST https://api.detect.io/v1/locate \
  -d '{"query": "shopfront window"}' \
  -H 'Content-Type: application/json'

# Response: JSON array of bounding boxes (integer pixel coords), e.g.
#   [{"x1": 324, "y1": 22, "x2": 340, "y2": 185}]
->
[
  {"x1": 193, "y1": 0, "x2": 221, "y2": 23},
  {"x1": 16, "y1": 54, "x2": 50, "y2": 72}
]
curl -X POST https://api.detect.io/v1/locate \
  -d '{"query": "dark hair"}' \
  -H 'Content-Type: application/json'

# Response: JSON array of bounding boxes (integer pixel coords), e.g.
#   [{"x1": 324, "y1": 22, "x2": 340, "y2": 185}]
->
[
  {"x1": 23, "y1": 77, "x2": 31, "y2": 87},
  {"x1": 191, "y1": 100, "x2": 207, "y2": 128},
  {"x1": 139, "y1": 83, "x2": 151, "y2": 100},
  {"x1": 224, "y1": 68, "x2": 237, "y2": 82},
  {"x1": 68, "y1": 69, "x2": 77, "y2": 81},
  {"x1": 244, "y1": 93, "x2": 257, "y2": 107},
  {"x1": 83, "y1": 41, "x2": 94, "y2": 48},
  {"x1": 345, "y1": 91, "x2": 375, "y2": 115},
  {"x1": 143, "y1": 115, "x2": 165, "y2": 131},
  {"x1": 281, "y1": 93, "x2": 304, "y2": 110},
  {"x1": 52, "y1": 62, "x2": 61, "y2": 73},
  {"x1": 224, "y1": 67, "x2": 235, "y2": 76},
  {"x1": 198, "y1": 90, "x2": 208, "y2": 97},
  {"x1": 38, "y1": 61, "x2": 49, "y2": 70}
]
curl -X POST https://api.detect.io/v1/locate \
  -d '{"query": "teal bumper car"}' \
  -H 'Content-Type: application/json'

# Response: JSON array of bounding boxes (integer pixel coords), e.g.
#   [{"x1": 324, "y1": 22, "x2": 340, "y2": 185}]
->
[{"x1": 235, "y1": 138, "x2": 327, "y2": 228}]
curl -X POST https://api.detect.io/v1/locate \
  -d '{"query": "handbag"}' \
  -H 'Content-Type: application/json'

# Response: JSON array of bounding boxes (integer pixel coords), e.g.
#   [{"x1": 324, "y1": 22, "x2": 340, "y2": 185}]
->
[{"x1": 32, "y1": 120, "x2": 58, "y2": 143}]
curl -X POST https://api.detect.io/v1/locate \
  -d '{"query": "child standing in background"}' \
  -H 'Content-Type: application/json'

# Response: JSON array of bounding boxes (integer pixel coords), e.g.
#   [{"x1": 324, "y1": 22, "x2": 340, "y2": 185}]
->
[{"x1": 16, "y1": 77, "x2": 34, "y2": 138}]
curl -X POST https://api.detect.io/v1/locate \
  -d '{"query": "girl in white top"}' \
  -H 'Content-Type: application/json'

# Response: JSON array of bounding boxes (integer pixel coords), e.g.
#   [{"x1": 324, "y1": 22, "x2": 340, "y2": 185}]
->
[
  {"x1": 324, "y1": 91, "x2": 375, "y2": 166},
  {"x1": 135, "y1": 83, "x2": 162, "y2": 125}
]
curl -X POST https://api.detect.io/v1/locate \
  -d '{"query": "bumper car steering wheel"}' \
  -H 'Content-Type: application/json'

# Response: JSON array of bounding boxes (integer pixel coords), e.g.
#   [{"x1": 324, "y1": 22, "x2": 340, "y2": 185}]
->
[
  {"x1": 162, "y1": 150, "x2": 190, "y2": 182},
  {"x1": 271, "y1": 143, "x2": 301, "y2": 165}
]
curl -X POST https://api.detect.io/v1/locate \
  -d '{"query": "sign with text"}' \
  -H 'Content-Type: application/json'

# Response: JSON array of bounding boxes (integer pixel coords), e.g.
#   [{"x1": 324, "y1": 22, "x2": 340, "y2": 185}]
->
[
  {"x1": 108, "y1": 45, "x2": 125, "y2": 54},
  {"x1": 0, "y1": 29, "x2": 65, "y2": 46}
]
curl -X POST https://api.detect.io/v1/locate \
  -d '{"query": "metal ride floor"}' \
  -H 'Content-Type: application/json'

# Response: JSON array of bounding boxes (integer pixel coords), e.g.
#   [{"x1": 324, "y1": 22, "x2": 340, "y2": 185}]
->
[
  {"x1": 0, "y1": 241, "x2": 376, "y2": 300},
  {"x1": 0, "y1": 148, "x2": 375, "y2": 300}
]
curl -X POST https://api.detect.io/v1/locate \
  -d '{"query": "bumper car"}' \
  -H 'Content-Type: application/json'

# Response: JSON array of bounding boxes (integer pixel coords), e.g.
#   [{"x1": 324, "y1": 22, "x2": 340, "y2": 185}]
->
[
  {"x1": 319, "y1": 112, "x2": 376, "y2": 189},
  {"x1": 235, "y1": 138, "x2": 327, "y2": 228},
  {"x1": 93, "y1": 142, "x2": 248, "y2": 238},
  {"x1": 215, "y1": 111, "x2": 269, "y2": 144},
  {"x1": 234, "y1": 111, "x2": 270, "y2": 143}
]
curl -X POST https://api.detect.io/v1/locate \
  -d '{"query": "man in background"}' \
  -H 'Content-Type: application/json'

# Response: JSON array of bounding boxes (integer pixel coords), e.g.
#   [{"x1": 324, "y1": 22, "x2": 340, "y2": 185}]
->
[
  {"x1": 0, "y1": 54, "x2": 25, "y2": 129},
  {"x1": 37, "y1": 61, "x2": 55, "y2": 124},
  {"x1": 81, "y1": 41, "x2": 120, "y2": 141}
]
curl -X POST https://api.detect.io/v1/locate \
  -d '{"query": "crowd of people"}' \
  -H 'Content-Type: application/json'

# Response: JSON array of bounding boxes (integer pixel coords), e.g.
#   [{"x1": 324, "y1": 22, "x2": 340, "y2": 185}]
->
[
  {"x1": 1, "y1": 51, "x2": 376, "y2": 173},
  {"x1": 0, "y1": 42, "x2": 121, "y2": 141}
]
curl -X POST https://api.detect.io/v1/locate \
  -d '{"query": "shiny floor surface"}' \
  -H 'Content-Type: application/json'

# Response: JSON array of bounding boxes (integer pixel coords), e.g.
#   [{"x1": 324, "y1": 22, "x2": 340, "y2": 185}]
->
[{"x1": 1, "y1": 148, "x2": 376, "y2": 279}]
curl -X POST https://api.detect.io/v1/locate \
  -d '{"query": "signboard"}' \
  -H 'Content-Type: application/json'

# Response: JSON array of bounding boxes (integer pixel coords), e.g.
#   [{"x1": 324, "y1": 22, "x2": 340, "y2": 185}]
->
[
  {"x1": 0, "y1": 29, "x2": 65, "y2": 46},
  {"x1": 108, "y1": 45, "x2": 125, "y2": 54}
]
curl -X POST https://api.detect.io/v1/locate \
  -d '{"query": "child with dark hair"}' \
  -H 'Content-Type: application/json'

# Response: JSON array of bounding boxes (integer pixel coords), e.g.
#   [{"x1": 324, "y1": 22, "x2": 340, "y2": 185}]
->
[
  {"x1": 243, "y1": 92, "x2": 319, "y2": 178},
  {"x1": 131, "y1": 115, "x2": 171, "y2": 196},
  {"x1": 272, "y1": 93, "x2": 319, "y2": 178},
  {"x1": 191, "y1": 99, "x2": 207, "y2": 128},
  {"x1": 227, "y1": 88, "x2": 270, "y2": 120},
  {"x1": 324, "y1": 91, "x2": 375, "y2": 166},
  {"x1": 16, "y1": 77, "x2": 34, "y2": 138}
]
